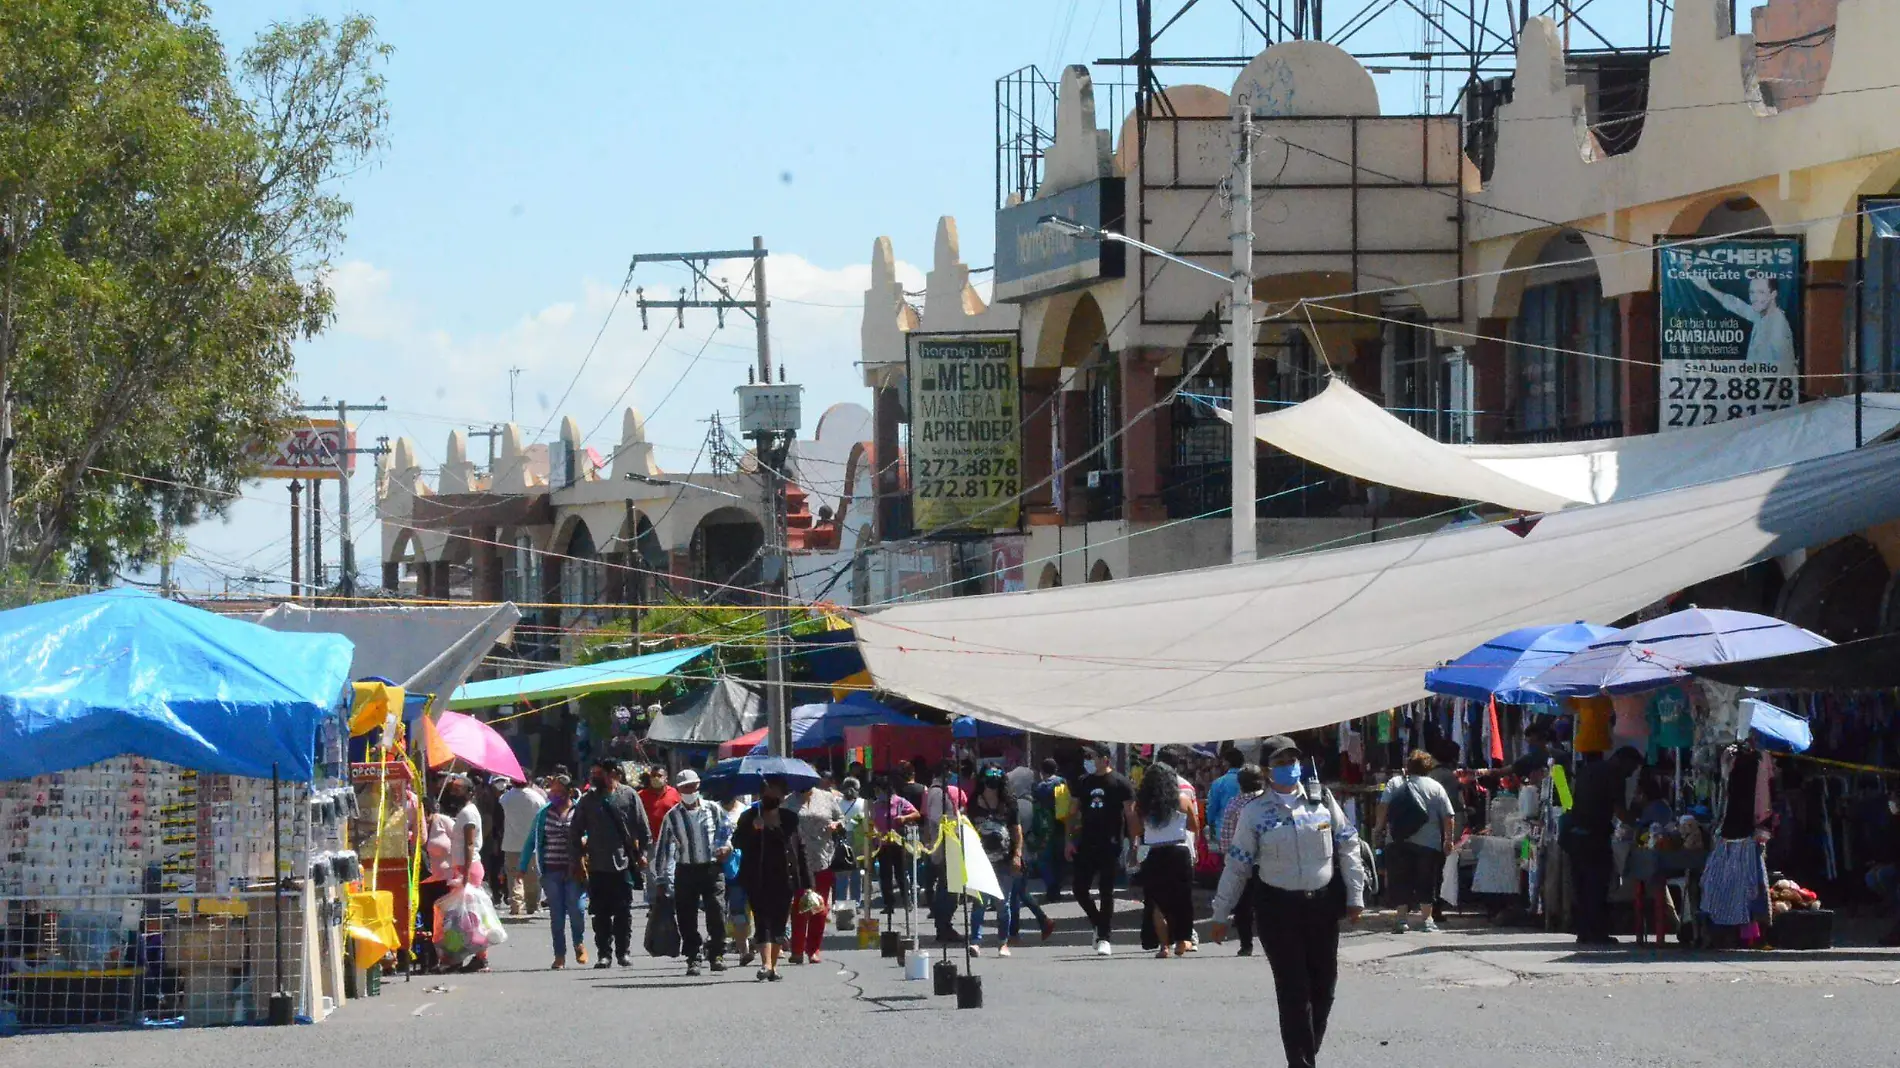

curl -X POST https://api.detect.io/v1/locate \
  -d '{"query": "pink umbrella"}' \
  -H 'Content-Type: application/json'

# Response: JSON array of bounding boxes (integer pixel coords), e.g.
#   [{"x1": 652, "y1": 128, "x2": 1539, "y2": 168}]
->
[{"x1": 432, "y1": 711, "x2": 527, "y2": 781}]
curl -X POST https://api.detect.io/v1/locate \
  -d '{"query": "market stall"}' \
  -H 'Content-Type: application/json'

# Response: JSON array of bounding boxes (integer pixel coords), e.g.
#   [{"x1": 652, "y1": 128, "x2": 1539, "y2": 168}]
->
[{"x1": 0, "y1": 589, "x2": 356, "y2": 1032}]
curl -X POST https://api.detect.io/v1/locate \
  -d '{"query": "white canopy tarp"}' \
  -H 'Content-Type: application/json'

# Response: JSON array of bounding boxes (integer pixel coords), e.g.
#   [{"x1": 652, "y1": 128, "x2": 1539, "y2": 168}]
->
[
  {"x1": 1220, "y1": 381, "x2": 1900, "y2": 511},
  {"x1": 855, "y1": 439, "x2": 1900, "y2": 743}
]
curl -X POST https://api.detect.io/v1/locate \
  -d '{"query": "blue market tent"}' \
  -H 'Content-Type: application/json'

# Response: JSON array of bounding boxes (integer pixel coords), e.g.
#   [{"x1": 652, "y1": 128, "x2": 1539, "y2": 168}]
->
[
  {"x1": 749, "y1": 696, "x2": 926, "y2": 753},
  {"x1": 448, "y1": 645, "x2": 710, "y2": 709},
  {"x1": 0, "y1": 588, "x2": 354, "y2": 781}
]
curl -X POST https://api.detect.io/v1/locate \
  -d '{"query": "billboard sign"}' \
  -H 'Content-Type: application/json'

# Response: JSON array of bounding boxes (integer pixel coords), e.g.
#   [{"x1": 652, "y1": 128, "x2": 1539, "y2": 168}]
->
[
  {"x1": 993, "y1": 178, "x2": 1125, "y2": 303},
  {"x1": 907, "y1": 332, "x2": 1023, "y2": 533},
  {"x1": 1657, "y1": 236, "x2": 1803, "y2": 431},
  {"x1": 252, "y1": 419, "x2": 354, "y2": 479}
]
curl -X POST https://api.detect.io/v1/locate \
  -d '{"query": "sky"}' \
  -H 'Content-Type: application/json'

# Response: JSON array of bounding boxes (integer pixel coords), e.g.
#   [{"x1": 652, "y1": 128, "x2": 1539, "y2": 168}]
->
[{"x1": 169, "y1": 0, "x2": 1667, "y2": 596}]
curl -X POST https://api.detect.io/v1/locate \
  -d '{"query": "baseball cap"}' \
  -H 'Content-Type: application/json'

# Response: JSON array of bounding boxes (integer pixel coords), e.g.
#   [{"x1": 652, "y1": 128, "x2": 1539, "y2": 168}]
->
[
  {"x1": 675, "y1": 770, "x2": 701, "y2": 788},
  {"x1": 1261, "y1": 735, "x2": 1302, "y2": 763}
]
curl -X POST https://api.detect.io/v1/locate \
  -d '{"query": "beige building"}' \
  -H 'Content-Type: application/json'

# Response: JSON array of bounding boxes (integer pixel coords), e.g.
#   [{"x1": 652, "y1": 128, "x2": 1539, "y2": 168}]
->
[{"x1": 858, "y1": 0, "x2": 1900, "y2": 639}]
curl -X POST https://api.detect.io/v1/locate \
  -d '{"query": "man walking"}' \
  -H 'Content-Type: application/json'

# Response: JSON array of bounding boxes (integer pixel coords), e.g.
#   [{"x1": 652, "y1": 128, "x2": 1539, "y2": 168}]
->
[
  {"x1": 576, "y1": 758, "x2": 650, "y2": 967},
  {"x1": 1032, "y1": 759, "x2": 1068, "y2": 903},
  {"x1": 653, "y1": 770, "x2": 731, "y2": 976},
  {"x1": 1564, "y1": 746, "x2": 1643, "y2": 947},
  {"x1": 499, "y1": 775, "x2": 548, "y2": 916},
  {"x1": 924, "y1": 762, "x2": 968, "y2": 944},
  {"x1": 1067, "y1": 745, "x2": 1137, "y2": 956}
]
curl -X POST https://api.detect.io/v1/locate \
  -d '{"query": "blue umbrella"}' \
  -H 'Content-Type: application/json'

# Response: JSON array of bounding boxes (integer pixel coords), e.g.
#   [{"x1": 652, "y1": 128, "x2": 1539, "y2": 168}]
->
[
  {"x1": 698, "y1": 755, "x2": 822, "y2": 800},
  {"x1": 746, "y1": 698, "x2": 926, "y2": 754},
  {"x1": 1424, "y1": 623, "x2": 1619, "y2": 706},
  {"x1": 1744, "y1": 698, "x2": 1812, "y2": 753},
  {"x1": 1529, "y1": 608, "x2": 1833, "y2": 698}
]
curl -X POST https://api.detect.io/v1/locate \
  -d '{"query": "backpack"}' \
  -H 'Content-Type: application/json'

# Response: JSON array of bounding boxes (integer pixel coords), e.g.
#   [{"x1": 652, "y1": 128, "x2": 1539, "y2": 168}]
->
[{"x1": 1386, "y1": 776, "x2": 1431, "y2": 843}]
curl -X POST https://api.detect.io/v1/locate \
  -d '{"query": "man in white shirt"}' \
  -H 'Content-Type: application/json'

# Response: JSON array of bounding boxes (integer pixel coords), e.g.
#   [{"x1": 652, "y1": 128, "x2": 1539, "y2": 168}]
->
[{"x1": 500, "y1": 776, "x2": 549, "y2": 916}]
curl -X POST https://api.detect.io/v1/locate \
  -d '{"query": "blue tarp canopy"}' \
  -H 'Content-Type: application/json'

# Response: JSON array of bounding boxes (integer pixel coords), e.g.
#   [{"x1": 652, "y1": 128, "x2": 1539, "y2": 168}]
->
[
  {"x1": 1745, "y1": 698, "x2": 1813, "y2": 753},
  {"x1": 954, "y1": 715, "x2": 1021, "y2": 739},
  {"x1": 0, "y1": 588, "x2": 354, "y2": 781},
  {"x1": 749, "y1": 695, "x2": 926, "y2": 753},
  {"x1": 448, "y1": 645, "x2": 710, "y2": 709}
]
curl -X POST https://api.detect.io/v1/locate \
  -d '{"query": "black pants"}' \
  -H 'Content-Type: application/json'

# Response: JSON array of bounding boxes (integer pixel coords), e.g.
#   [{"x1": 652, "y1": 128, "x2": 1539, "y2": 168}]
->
[
  {"x1": 877, "y1": 843, "x2": 912, "y2": 912},
  {"x1": 589, "y1": 868, "x2": 634, "y2": 959},
  {"x1": 1389, "y1": 840, "x2": 1443, "y2": 911},
  {"x1": 674, "y1": 862, "x2": 727, "y2": 962},
  {"x1": 1072, "y1": 848, "x2": 1120, "y2": 941},
  {"x1": 1255, "y1": 884, "x2": 1341, "y2": 1068},
  {"x1": 1139, "y1": 844, "x2": 1196, "y2": 949},
  {"x1": 1568, "y1": 837, "x2": 1614, "y2": 940},
  {"x1": 1235, "y1": 888, "x2": 1256, "y2": 950}
]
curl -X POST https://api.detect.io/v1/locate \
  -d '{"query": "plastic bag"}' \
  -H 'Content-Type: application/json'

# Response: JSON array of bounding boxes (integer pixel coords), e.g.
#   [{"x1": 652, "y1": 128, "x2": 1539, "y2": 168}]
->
[
  {"x1": 645, "y1": 888, "x2": 680, "y2": 957},
  {"x1": 433, "y1": 884, "x2": 508, "y2": 966},
  {"x1": 796, "y1": 888, "x2": 827, "y2": 916}
]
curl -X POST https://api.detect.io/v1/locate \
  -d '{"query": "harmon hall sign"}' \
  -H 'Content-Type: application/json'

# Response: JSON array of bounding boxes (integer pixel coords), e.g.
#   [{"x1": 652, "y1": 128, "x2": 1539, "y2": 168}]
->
[{"x1": 907, "y1": 332, "x2": 1023, "y2": 532}]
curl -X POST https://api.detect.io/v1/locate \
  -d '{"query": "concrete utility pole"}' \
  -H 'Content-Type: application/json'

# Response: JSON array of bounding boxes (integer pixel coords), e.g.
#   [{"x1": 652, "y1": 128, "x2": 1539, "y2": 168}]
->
[
  {"x1": 308, "y1": 479, "x2": 323, "y2": 593},
  {"x1": 632, "y1": 236, "x2": 795, "y2": 757},
  {"x1": 288, "y1": 480, "x2": 302, "y2": 601},
  {"x1": 1229, "y1": 98, "x2": 1257, "y2": 565},
  {"x1": 0, "y1": 392, "x2": 12, "y2": 572}
]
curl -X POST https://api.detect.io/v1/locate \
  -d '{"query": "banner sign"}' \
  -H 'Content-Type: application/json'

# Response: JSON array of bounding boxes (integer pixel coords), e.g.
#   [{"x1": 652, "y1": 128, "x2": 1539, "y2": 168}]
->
[
  {"x1": 252, "y1": 419, "x2": 354, "y2": 479},
  {"x1": 1657, "y1": 236, "x2": 1802, "y2": 431},
  {"x1": 907, "y1": 332, "x2": 1022, "y2": 533}
]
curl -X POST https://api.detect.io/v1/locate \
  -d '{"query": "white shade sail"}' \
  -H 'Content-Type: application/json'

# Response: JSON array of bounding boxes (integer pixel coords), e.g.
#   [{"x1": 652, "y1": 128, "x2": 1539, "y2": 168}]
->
[
  {"x1": 1219, "y1": 380, "x2": 1900, "y2": 511},
  {"x1": 856, "y1": 439, "x2": 1900, "y2": 743}
]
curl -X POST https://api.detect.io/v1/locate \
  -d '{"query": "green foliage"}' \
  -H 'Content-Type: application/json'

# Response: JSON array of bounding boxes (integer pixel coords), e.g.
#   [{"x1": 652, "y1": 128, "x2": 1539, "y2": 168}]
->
[{"x1": 0, "y1": 1, "x2": 390, "y2": 582}]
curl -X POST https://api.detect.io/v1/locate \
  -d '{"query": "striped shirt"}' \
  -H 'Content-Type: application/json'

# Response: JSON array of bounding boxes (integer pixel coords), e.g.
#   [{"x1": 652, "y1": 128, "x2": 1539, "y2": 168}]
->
[
  {"x1": 656, "y1": 800, "x2": 729, "y2": 885},
  {"x1": 542, "y1": 805, "x2": 576, "y2": 872}
]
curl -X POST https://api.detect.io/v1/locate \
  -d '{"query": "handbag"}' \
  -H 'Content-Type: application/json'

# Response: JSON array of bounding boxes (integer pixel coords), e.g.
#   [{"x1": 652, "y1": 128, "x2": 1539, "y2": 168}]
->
[{"x1": 829, "y1": 826, "x2": 858, "y2": 872}]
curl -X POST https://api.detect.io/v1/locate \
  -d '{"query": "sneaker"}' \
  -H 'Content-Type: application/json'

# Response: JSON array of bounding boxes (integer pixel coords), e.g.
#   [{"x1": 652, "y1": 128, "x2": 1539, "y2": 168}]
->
[
  {"x1": 1422, "y1": 919, "x2": 1440, "y2": 934},
  {"x1": 551, "y1": 957, "x2": 566, "y2": 970},
  {"x1": 738, "y1": 947, "x2": 756, "y2": 967},
  {"x1": 998, "y1": 944, "x2": 1011, "y2": 957},
  {"x1": 594, "y1": 960, "x2": 612, "y2": 970},
  {"x1": 708, "y1": 958, "x2": 727, "y2": 973},
  {"x1": 1094, "y1": 939, "x2": 1112, "y2": 957},
  {"x1": 575, "y1": 946, "x2": 588, "y2": 965},
  {"x1": 1393, "y1": 919, "x2": 1411, "y2": 934},
  {"x1": 967, "y1": 943, "x2": 982, "y2": 958},
  {"x1": 617, "y1": 954, "x2": 633, "y2": 967},
  {"x1": 686, "y1": 960, "x2": 701, "y2": 977}
]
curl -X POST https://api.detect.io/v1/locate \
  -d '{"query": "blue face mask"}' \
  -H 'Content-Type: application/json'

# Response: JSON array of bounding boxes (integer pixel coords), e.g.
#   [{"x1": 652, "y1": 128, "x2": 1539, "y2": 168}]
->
[
  {"x1": 1269, "y1": 763, "x2": 1303, "y2": 788},
  {"x1": 1082, "y1": 760, "x2": 1098, "y2": 775}
]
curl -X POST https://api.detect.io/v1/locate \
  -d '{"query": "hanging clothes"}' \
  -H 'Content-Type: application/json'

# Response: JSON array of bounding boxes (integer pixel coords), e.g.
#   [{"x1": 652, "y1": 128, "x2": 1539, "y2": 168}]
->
[
  {"x1": 1701, "y1": 837, "x2": 1768, "y2": 927},
  {"x1": 1646, "y1": 687, "x2": 1695, "y2": 757},
  {"x1": 1570, "y1": 696, "x2": 1614, "y2": 754},
  {"x1": 1471, "y1": 835, "x2": 1522, "y2": 895},
  {"x1": 1610, "y1": 694, "x2": 1651, "y2": 754}
]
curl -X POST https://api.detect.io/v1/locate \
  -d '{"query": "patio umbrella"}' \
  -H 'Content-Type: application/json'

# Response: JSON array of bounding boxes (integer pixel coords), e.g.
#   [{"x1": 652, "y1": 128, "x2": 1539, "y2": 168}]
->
[
  {"x1": 1423, "y1": 622, "x2": 1620, "y2": 706},
  {"x1": 1527, "y1": 608, "x2": 1833, "y2": 698},
  {"x1": 430, "y1": 710, "x2": 527, "y2": 781},
  {"x1": 699, "y1": 755, "x2": 822, "y2": 800}
]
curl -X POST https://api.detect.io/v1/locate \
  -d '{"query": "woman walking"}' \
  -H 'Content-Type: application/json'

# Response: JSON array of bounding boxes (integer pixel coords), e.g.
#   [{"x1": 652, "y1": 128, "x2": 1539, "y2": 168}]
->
[
  {"x1": 733, "y1": 775, "x2": 814, "y2": 981},
  {"x1": 1211, "y1": 737, "x2": 1366, "y2": 1068},
  {"x1": 519, "y1": 775, "x2": 588, "y2": 969},
  {"x1": 1135, "y1": 761, "x2": 1198, "y2": 959},
  {"x1": 789, "y1": 781, "x2": 844, "y2": 964},
  {"x1": 968, "y1": 766, "x2": 1054, "y2": 955}
]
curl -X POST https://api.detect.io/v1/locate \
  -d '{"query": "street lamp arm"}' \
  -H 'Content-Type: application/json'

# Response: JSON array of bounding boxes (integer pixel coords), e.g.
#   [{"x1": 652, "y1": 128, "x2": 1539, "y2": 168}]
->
[
  {"x1": 1038, "y1": 215, "x2": 1229, "y2": 284},
  {"x1": 623, "y1": 473, "x2": 746, "y2": 500}
]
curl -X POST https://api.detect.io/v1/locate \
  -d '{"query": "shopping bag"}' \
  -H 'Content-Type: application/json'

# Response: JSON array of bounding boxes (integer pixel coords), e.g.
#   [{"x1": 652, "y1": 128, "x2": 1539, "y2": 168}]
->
[
  {"x1": 645, "y1": 889, "x2": 680, "y2": 957},
  {"x1": 432, "y1": 885, "x2": 483, "y2": 966},
  {"x1": 1439, "y1": 852, "x2": 1461, "y2": 909},
  {"x1": 465, "y1": 884, "x2": 508, "y2": 949}
]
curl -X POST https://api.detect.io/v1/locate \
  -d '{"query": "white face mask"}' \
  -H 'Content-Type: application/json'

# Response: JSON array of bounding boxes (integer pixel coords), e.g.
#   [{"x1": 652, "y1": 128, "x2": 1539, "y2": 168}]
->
[
  {"x1": 1083, "y1": 759, "x2": 1098, "y2": 775},
  {"x1": 681, "y1": 791, "x2": 701, "y2": 808}
]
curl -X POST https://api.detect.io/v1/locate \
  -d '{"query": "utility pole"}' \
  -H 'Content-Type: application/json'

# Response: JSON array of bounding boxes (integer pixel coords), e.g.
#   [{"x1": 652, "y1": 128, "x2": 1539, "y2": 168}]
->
[
  {"x1": 297, "y1": 399, "x2": 388, "y2": 601},
  {"x1": 308, "y1": 479, "x2": 323, "y2": 594},
  {"x1": 1229, "y1": 98, "x2": 1257, "y2": 564},
  {"x1": 158, "y1": 506, "x2": 173, "y2": 599},
  {"x1": 633, "y1": 236, "x2": 797, "y2": 757},
  {"x1": 469, "y1": 425, "x2": 502, "y2": 472},
  {"x1": 289, "y1": 480, "x2": 302, "y2": 602}
]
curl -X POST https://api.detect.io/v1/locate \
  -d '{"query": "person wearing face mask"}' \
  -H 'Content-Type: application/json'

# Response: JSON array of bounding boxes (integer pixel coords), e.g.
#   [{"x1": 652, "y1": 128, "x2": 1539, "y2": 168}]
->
[
  {"x1": 575, "y1": 758, "x2": 651, "y2": 968},
  {"x1": 652, "y1": 770, "x2": 732, "y2": 976},
  {"x1": 837, "y1": 777, "x2": 867, "y2": 909},
  {"x1": 923, "y1": 762, "x2": 969, "y2": 945},
  {"x1": 1210, "y1": 737, "x2": 1365, "y2": 1068},
  {"x1": 519, "y1": 775, "x2": 587, "y2": 969},
  {"x1": 732, "y1": 775, "x2": 814, "y2": 981},
  {"x1": 1066, "y1": 745, "x2": 1138, "y2": 957}
]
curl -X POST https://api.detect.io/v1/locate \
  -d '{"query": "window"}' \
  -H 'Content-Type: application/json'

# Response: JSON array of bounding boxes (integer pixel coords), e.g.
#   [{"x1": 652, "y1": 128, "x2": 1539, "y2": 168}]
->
[{"x1": 1511, "y1": 277, "x2": 1621, "y2": 437}]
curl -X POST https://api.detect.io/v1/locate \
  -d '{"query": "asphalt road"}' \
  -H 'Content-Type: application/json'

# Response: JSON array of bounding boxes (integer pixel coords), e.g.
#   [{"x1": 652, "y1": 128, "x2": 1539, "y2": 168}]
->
[{"x1": 7, "y1": 892, "x2": 1900, "y2": 1068}]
